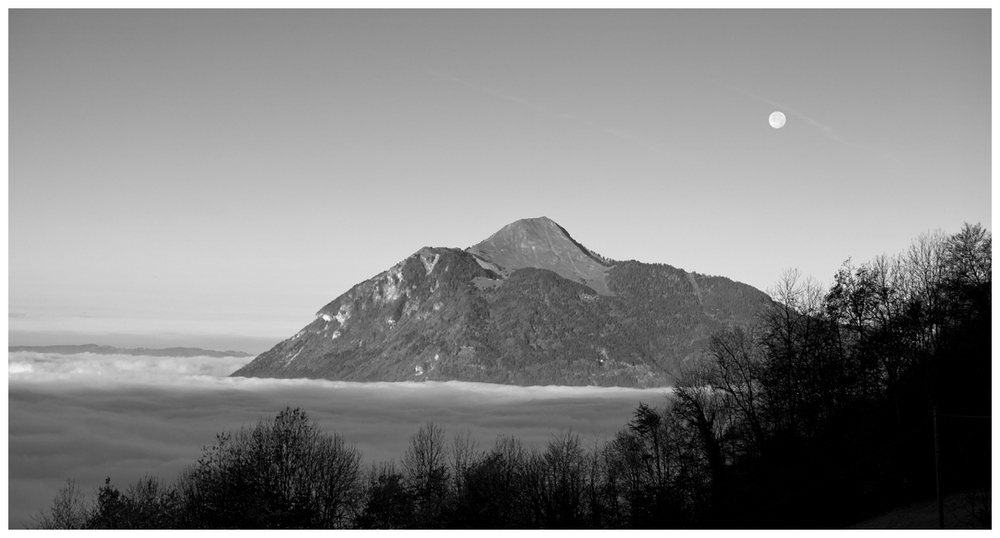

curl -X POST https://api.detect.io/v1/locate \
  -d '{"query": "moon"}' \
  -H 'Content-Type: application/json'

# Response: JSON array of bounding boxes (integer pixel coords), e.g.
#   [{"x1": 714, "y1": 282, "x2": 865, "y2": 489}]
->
[{"x1": 769, "y1": 111, "x2": 786, "y2": 129}]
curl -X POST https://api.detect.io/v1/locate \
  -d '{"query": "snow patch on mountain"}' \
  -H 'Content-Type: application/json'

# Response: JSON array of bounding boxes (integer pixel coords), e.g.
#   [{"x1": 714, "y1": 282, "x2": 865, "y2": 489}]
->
[{"x1": 420, "y1": 250, "x2": 441, "y2": 275}]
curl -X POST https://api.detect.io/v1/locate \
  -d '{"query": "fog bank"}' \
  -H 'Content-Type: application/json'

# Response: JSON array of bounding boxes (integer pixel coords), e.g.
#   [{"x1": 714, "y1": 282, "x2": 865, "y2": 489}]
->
[{"x1": 9, "y1": 351, "x2": 671, "y2": 528}]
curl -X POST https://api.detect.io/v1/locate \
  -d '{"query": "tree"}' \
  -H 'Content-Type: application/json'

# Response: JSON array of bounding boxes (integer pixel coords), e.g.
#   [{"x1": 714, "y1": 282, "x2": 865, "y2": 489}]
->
[
  {"x1": 759, "y1": 268, "x2": 845, "y2": 438},
  {"x1": 356, "y1": 462, "x2": 415, "y2": 529},
  {"x1": 453, "y1": 435, "x2": 530, "y2": 528},
  {"x1": 706, "y1": 327, "x2": 767, "y2": 455},
  {"x1": 401, "y1": 421, "x2": 450, "y2": 527},
  {"x1": 525, "y1": 430, "x2": 587, "y2": 528},
  {"x1": 29, "y1": 479, "x2": 90, "y2": 529},
  {"x1": 943, "y1": 222, "x2": 991, "y2": 292},
  {"x1": 179, "y1": 406, "x2": 363, "y2": 528},
  {"x1": 627, "y1": 403, "x2": 666, "y2": 487},
  {"x1": 672, "y1": 361, "x2": 730, "y2": 520},
  {"x1": 601, "y1": 401, "x2": 694, "y2": 527},
  {"x1": 86, "y1": 476, "x2": 181, "y2": 529},
  {"x1": 450, "y1": 429, "x2": 480, "y2": 501}
]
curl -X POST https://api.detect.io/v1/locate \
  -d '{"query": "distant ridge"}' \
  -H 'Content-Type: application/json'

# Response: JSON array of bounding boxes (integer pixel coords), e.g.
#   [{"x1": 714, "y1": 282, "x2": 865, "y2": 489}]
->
[{"x1": 8, "y1": 344, "x2": 254, "y2": 358}]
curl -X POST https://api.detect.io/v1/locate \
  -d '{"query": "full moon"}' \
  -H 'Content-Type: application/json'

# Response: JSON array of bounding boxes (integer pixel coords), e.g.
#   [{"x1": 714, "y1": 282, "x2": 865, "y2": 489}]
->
[{"x1": 769, "y1": 111, "x2": 786, "y2": 129}]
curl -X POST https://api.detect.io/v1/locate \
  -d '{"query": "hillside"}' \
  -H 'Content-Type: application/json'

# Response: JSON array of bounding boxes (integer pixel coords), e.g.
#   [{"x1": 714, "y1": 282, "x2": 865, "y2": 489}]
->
[{"x1": 232, "y1": 217, "x2": 770, "y2": 387}]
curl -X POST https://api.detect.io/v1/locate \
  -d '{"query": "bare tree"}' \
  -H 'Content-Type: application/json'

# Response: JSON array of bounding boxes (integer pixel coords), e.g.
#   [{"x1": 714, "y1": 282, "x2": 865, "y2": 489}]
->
[
  {"x1": 29, "y1": 479, "x2": 90, "y2": 529},
  {"x1": 707, "y1": 326, "x2": 767, "y2": 454},
  {"x1": 450, "y1": 429, "x2": 480, "y2": 497},
  {"x1": 356, "y1": 461, "x2": 414, "y2": 529},
  {"x1": 402, "y1": 421, "x2": 450, "y2": 526},
  {"x1": 180, "y1": 406, "x2": 363, "y2": 528},
  {"x1": 455, "y1": 434, "x2": 531, "y2": 528},
  {"x1": 528, "y1": 430, "x2": 587, "y2": 528},
  {"x1": 672, "y1": 360, "x2": 731, "y2": 518}
]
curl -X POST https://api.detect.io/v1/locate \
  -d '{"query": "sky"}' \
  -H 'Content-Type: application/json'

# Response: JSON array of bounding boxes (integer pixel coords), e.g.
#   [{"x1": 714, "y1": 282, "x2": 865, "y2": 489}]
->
[{"x1": 8, "y1": 10, "x2": 992, "y2": 353}]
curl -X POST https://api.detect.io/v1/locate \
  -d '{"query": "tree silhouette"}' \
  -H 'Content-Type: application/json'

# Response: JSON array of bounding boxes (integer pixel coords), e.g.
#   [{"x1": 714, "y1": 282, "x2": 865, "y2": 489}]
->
[
  {"x1": 402, "y1": 421, "x2": 450, "y2": 527},
  {"x1": 28, "y1": 479, "x2": 89, "y2": 529},
  {"x1": 178, "y1": 406, "x2": 362, "y2": 528}
]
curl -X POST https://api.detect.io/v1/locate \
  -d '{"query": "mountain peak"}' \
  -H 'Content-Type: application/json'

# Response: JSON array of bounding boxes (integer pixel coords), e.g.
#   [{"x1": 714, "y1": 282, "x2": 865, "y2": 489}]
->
[
  {"x1": 232, "y1": 217, "x2": 771, "y2": 387},
  {"x1": 503, "y1": 215, "x2": 560, "y2": 232},
  {"x1": 467, "y1": 217, "x2": 613, "y2": 296}
]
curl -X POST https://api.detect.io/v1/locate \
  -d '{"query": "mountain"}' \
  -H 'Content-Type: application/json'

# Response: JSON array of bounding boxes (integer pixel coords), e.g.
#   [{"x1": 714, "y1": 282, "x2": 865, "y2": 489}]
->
[
  {"x1": 232, "y1": 217, "x2": 770, "y2": 387},
  {"x1": 467, "y1": 217, "x2": 614, "y2": 296},
  {"x1": 8, "y1": 344, "x2": 254, "y2": 358}
]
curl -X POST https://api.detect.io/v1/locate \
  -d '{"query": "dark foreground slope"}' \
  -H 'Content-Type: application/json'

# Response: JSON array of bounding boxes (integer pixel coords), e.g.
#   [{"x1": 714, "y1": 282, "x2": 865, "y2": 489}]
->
[{"x1": 233, "y1": 217, "x2": 769, "y2": 387}]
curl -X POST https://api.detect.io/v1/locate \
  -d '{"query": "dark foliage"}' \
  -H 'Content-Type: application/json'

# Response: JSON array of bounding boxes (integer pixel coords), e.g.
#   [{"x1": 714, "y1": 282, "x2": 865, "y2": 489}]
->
[
  {"x1": 176, "y1": 406, "x2": 363, "y2": 529},
  {"x1": 664, "y1": 223, "x2": 992, "y2": 528},
  {"x1": 355, "y1": 462, "x2": 415, "y2": 529},
  {"x1": 86, "y1": 476, "x2": 182, "y2": 529}
]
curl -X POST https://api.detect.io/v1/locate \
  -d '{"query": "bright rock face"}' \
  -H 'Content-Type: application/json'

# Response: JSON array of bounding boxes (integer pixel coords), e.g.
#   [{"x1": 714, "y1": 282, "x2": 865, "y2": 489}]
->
[
  {"x1": 468, "y1": 217, "x2": 613, "y2": 296},
  {"x1": 232, "y1": 217, "x2": 770, "y2": 387}
]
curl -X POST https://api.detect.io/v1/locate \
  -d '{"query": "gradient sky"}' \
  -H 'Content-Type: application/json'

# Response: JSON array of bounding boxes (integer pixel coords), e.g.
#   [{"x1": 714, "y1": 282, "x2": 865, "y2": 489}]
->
[{"x1": 9, "y1": 10, "x2": 992, "y2": 352}]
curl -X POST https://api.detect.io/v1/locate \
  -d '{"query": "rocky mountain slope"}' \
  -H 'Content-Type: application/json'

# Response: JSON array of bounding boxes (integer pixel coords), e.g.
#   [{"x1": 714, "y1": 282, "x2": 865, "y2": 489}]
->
[{"x1": 232, "y1": 217, "x2": 770, "y2": 387}]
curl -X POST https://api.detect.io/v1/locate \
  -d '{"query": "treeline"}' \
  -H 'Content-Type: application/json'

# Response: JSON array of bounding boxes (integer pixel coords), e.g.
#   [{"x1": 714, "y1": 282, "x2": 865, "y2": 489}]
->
[
  {"x1": 32, "y1": 406, "x2": 715, "y2": 529},
  {"x1": 665, "y1": 222, "x2": 991, "y2": 527},
  {"x1": 32, "y1": 224, "x2": 990, "y2": 529}
]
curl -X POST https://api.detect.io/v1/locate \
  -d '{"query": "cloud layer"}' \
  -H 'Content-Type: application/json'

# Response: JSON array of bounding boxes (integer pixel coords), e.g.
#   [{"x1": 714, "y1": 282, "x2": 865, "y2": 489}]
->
[
  {"x1": 8, "y1": 351, "x2": 670, "y2": 528},
  {"x1": 9, "y1": 351, "x2": 253, "y2": 380}
]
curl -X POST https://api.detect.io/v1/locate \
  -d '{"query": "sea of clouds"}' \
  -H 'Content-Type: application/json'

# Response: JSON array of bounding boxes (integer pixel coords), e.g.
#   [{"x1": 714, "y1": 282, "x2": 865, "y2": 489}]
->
[{"x1": 8, "y1": 350, "x2": 672, "y2": 528}]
